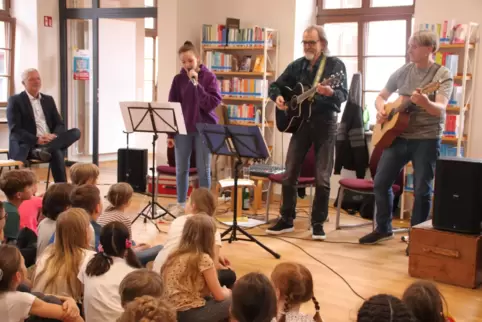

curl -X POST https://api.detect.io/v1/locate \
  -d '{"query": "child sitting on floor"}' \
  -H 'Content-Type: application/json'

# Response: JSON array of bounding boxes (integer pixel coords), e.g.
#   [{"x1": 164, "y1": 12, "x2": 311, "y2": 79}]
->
[
  {"x1": 357, "y1": 294, "x2": 414, "y2": 322},
  {"x1": 0, "y1": 244, "x2": 84, "y2": 322},
  {"x1": 69, "y1": 163, "x2": 100, "y2": 186},
  {"x1": 402, "y1": 281, "x2": 455, "y2": 322},
  {"x1": 161, "y1": 214, "x2": 231, "y2": 322},
  {"x1": 153, "y1": 187, "x2": 236, "y2": 288},
  {"x1": 119, "y1": 269, "x2": 163, "y2": 307},
  {"x1": 78, "y1": 221, "x2": 142, "y2": 322},
  {"x1": 97, "y1": 183, "x2": 163, "y2": 266},
  {"x1": 271, "y1": 262, "x2": 323, "y2": 322},
  {"x1": 18, "y1": 172, "x2": 42, "y2": 235},
  {"x1": 230, "y1": 272, "x2": 278, "y2": 322},
  {"x1": 36, "y1": 183, "x2": 75, "y2": 258},
  {"x1": 117, "y1": 295, "x2": 176, "y2": 322}
]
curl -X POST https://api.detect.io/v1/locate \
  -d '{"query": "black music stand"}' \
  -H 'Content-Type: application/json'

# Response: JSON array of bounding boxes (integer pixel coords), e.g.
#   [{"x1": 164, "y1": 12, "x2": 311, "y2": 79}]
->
[
  {"x1": 120, "y1": 102, "x2": 186, "y2": 231},
  {"x1": 197, "y1": 123, "x2": 280, "y2": 259}
]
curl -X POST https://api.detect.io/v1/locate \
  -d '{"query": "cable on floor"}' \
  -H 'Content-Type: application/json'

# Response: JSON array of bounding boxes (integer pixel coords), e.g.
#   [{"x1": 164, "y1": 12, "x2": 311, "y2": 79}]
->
[{"x1": 250, "y1": 233, "x2": 366, "y2": 301}]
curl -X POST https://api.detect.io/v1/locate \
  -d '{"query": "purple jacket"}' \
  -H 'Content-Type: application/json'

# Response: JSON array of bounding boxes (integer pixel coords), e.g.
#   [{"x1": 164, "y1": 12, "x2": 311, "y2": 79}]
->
[{"x1": 168, "y1": 64, "x2": 222, "y2": 136}]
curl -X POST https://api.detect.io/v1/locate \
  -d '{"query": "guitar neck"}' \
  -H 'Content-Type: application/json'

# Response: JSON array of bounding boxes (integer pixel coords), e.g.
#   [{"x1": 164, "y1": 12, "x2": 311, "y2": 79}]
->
[{"x1": 296, "y1": 86, "x2": 318, "y2": 103}]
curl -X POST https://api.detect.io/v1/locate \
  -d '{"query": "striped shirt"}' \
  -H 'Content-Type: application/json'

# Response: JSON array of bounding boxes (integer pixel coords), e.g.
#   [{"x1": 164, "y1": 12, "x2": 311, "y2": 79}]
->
[{"x1": 97, "y1": 208, "x2": 132, "y2": 238}]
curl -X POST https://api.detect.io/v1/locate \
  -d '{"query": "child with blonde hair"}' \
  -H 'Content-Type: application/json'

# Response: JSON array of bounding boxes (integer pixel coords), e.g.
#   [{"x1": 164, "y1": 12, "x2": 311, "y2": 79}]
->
[
  {"x1": 153, "y1": 187, "x2": 236, "y2": 288},
  {"x1": 79, "y1": 221, "x2": 142, "y2": 322},
  {"x1": 271, "y1": 262, "x2": 323, "y2": 322},
  {"x1": 117, "y1": 295, "x2": 176, "y2": 322},
  {"x1": 161, "y1": 214, "x2": 231, "y2": 322},
  {"x1": 69, "y1": 163, "x2": 99, "y2": 185},
  {"x1": 33, "y1": 208, "x2": 95, "y2": 302},
  {"x1": 0, "y1": 244, "x2": 84, "y2": 322},
  {"x1": 97, "y1": 182, "x2": 163, "y2": 266}
]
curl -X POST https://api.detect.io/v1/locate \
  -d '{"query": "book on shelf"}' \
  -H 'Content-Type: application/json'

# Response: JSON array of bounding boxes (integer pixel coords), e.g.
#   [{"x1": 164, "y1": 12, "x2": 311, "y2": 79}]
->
[
  {"x1": 418, "y1": 20, "x2": 474, "y2": 44},
  {"x1": 217, "y1": 78, "x2": 268, "y2": 98},
  {"x1": 227, "y1": 104, "x2": 262, "y2": 123},
  {"x1": 449, "y1": 84, "x2": 463, "y2": 106},
  {"x1": 443, "y1": 115, "x2": 459, "y2": 137},
  {"x1": 202, "y1": 23, "x2": 273, "y2": 47},
  {"x1": 204, "y1": 51, "x2": 233, "y2": 71},
  {"x1": 434, "y1": 52, "x2": 459, "y2": 77}
]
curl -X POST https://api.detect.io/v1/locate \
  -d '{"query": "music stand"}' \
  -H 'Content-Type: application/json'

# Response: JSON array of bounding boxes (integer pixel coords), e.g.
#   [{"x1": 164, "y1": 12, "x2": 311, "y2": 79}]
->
[
  {"x1": 120, "y1": 102, "x2": 186, "y2": 231},
  {"x1": 197, "y1": 123, "x2": 280, "y2": 259}
]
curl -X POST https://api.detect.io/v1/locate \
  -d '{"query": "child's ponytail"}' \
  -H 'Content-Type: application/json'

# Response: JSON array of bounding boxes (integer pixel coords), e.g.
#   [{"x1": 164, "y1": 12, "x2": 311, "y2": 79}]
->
[
  {"x1": 312, "y1": 296, "x2": 323, "y2": 322},
  {"x1": 85, "y1": 222, "x2": 141, "y2": 277}
]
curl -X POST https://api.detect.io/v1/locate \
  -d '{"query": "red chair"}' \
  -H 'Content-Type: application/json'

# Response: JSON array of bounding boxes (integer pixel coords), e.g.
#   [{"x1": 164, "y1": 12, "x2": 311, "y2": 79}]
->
[
  {"x1": 265, "y1": 145, "x2": 316, "y2": 223},
  {"x1": 335, "y1": 144, "x2": 404, "y2": 230}
]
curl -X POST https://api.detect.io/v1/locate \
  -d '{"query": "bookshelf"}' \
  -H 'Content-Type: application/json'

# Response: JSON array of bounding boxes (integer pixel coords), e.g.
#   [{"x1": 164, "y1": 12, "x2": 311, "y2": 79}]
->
[
  {"x1": 200, "y1": 23, "x2": 279, "y2": 162},
  {"x1": 400, "y1": 21, "x2": 479, "y2": 219}
]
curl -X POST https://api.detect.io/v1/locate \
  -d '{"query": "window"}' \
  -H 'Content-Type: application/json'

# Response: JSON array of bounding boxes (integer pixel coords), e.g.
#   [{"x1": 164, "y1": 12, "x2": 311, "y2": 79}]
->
[
  {"x1": 0, "y1": 0, "x2": 14, "y2": 107},
  {"x1": 144, "y1": 0, "x2": 157, "y2": 101},
  {"x1": 317, "y1": 0, "x2": 415, "y2": 124}
]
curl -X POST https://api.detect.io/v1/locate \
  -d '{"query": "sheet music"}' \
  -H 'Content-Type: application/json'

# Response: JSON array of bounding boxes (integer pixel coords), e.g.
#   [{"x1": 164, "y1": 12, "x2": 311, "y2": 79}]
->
[{"x1": 119, "y1": 101, "x2": 187, "y2": 135}]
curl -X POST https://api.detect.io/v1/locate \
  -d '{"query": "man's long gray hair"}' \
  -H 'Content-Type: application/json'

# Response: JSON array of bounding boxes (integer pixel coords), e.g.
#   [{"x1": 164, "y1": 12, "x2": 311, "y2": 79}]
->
[{"x1": 304, "y1": 25, "x2": 330, "y2": 54}]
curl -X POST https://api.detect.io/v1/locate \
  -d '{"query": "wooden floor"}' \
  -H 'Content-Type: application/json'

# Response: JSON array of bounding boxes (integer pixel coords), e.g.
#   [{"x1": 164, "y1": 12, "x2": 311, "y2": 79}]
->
[{"x1": 8, "y1": 162, "x2": 482, "y2": 322}]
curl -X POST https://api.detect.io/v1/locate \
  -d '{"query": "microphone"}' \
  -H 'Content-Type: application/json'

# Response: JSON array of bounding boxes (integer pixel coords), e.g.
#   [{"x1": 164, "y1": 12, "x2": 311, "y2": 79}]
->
[{"x1": 188, "y1": 68, "x2": 197, "y2": 85}]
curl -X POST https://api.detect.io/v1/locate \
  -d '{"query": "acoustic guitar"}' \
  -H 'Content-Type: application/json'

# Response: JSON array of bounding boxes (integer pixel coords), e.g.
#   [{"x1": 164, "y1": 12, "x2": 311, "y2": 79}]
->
[
  {"x1": 275, "y1": 72, "x2": 344, "y2": 133},
  {"x1": 372, "y1": 78, "x2": 452, "y2": 149}
]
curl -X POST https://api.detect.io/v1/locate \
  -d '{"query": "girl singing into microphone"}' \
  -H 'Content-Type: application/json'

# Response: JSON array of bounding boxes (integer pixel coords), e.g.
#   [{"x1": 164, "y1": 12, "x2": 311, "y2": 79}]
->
[{"x1": 168, "y1": 41, "x2": 222, "y2": 215}]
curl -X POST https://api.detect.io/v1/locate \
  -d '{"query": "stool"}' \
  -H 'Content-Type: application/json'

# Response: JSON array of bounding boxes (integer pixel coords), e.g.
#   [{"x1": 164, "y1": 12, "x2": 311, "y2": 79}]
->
[
  {"x1": 0, "y1": 160, "x2": 24, "y2": 176},
  {"x1": 250, "y1": 176, "x2": 274, "y2": 213},
  {"x1": 0, "y1": 148, "x2": 8, "y2": 157},
  {"x1": 215, "y1": 178, "x2": 255, "y2": 217}
]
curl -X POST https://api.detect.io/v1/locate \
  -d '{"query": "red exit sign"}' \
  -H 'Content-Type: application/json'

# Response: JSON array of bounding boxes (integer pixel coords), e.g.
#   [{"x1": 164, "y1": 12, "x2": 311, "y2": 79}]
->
[{"x1": 44, "y1": 16, "x2": 53, "y2": 28}]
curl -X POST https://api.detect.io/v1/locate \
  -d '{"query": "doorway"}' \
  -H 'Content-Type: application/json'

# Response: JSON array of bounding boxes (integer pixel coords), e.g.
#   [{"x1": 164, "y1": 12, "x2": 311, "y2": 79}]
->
[{"x1": 60, "y1": 1, "x2": 157, "y2": 164}]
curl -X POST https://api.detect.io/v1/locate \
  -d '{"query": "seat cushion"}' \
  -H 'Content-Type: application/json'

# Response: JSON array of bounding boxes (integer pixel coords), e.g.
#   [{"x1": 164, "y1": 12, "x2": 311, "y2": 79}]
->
[
  {"x1": 268, "y1": 173, "x2": 315, "y2": 185},
  {"x1": 339, "y1": 178, "x2": 401, "y2": 194},
  {"x1": 156, "y1": 165, "x2": 197, "y2": 175}
]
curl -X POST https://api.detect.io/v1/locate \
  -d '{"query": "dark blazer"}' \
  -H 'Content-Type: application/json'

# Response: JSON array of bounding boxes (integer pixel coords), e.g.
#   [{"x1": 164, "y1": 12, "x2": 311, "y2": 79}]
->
[{"x1": 7, "y1": 91, "x2": 65, "y2": 161}]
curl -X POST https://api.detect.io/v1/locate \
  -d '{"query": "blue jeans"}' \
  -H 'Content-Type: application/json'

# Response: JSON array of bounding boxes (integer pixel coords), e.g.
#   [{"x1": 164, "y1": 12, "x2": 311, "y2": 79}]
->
[
  {"x1": 174, "y1": 132, "x2": 212, "y2": 203},
  {"x1": 135, "y1": 244, "x2": 163, "y2": 267},
  {"x1": 374, "y1": 138, "x2": 440, "y2": 234}
]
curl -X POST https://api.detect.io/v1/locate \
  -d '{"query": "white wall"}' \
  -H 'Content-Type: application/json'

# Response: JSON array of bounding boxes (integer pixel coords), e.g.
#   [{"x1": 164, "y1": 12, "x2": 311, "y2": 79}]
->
[{"x1": 415, "y1": 0, "x2": 482, "y2": 159}]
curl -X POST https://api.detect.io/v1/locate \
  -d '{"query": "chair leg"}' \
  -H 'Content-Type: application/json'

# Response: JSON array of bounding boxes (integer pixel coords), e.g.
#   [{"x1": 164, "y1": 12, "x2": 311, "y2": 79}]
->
[
  {"x1": 335, "y1": 186, "x2": 345, "y2": 230},
  {"x1": 308, "y1": 185, "x2": 313, "y2": 230},
  {"x1": 265, "y1": 181, "x2": 273, "y2": 223},
  {"x1": 46, "y1": 164, "x2": 51, "y2": 190},
  {"x1": 372, "y1": 203, "x2": 377, "y2": 231}
]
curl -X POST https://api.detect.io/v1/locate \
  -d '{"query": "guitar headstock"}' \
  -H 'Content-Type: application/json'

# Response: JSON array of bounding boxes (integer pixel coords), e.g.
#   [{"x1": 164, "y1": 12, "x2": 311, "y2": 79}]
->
[
  {"x1": 321, "y1": 71, "x2": 345, "y2": 88},
  {"x1": 421, "y1": 78, "x2": 452, "y2": 94}
]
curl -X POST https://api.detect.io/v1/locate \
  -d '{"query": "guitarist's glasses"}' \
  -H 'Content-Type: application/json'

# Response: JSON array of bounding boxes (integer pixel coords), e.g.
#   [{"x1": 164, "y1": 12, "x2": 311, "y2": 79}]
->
[{"x1": 301, "y1": 40, "x2": 319, "y2": 46}]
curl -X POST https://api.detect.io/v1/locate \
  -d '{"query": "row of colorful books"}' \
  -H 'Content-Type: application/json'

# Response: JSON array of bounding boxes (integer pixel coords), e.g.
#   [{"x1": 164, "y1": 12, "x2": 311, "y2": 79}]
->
[
  {"x1": 226, "y1": 104, "x2": 262, "y2": 123},
  {"x1": 217, "y1": 78, "x2": 268, "y2": 98},
  {"x1": 434, "y1": 52, "x2": 458, "y2": 77},
  {"x1": 443, "y1": 115, "x2": 459, "y2": 137},
  {"x1": 418, "y1": 21, "x2": 469, "y2": 44},
  {"x1": 204, "y1": 51, "x2": 233, "y2": 71},
  {"x1": 202, "y1": 24, "x2": 273, "y2": 47}
]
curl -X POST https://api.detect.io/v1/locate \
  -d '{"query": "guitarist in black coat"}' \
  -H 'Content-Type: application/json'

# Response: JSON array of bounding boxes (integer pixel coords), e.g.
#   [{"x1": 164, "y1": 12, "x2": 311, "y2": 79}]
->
[
  {"x1": 266, "y1": 25, "x2": 348, "y2": 240},
  {"x1": 7, "y1": 68, "x2": 81, "y2": 182}
]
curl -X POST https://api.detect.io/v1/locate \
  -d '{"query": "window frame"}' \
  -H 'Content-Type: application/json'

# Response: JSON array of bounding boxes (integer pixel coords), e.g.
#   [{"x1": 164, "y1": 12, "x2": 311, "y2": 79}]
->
[
  {"x1": 317, "y1": 0, "x2": 415, "y2": 116},
  {"x1": 0, "y1": 0, "x2": 14, "y2": 107},
  {"x1": 144, "y1": 0, "x2": 157, "y2": 101}
]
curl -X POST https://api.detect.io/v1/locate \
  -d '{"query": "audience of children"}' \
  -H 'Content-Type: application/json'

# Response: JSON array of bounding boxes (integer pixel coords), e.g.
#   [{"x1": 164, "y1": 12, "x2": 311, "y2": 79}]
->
[
  {"x1": 36, "y1": 183, "x2": 74, "y2": 257},
  {"x1": 117, "y1": 295, "x2": 176, "y2": 322},
  {"x1": 230, "y1": 272, "x2": 278, "y2": 322},
  {"x1": 0, "y1": 244, "x2": 84, "y2": 322},
  {"x1": 32, "y1": 208, "x2": 95, "y2": 302},
  {"x1": 0, "y1": 164, "x2": 460, "y2": 322},
  {"x1": 153, "y1": 187, "x2": 236, "y2": 288},
  {"x1": 97, "y1": 183, "x2": 163, "y2": 266},
  {"x1": 161, "y1": 214, "x2": 231, "y2": 322}
]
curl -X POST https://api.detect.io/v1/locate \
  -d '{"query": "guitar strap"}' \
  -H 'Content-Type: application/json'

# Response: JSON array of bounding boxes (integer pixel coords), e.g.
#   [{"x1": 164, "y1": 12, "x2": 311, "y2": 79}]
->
[{"x1": 309, "y1": 55, "x2": 327, "y2": 100}]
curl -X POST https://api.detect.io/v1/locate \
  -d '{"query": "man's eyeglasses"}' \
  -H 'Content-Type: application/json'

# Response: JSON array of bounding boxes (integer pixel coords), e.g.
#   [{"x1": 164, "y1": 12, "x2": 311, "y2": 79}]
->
[{"x1": 302, "y1": 40, "x2": 319, "y2": 46}]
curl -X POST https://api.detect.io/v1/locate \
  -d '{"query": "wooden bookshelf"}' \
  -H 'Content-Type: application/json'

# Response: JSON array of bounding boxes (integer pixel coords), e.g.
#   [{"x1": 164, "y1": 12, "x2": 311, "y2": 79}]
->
[
  {"x1": 440, "y1": 43, "x2": 475, "y2": 49},
  {"x1": 213, "y1": 71, "x2": 274, "y2": 77},
  {"x1": 229, "y1": 120, "x2": 274, "y2": 128},
  {"x1": 446, "y1": 104, "x2": 470, "y2": 113},
  {"x1": 454, "y1": 74, "x2": 472, "y2": 80},
  {"x1": 221, "y1": 96, "x2": 265, "y2": 102}
]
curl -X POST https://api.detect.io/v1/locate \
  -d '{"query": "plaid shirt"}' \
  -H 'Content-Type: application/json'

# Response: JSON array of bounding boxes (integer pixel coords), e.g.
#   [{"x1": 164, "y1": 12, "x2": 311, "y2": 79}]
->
[{"x1": 269, "y1": 54, "x2": 348, "y2": 115}]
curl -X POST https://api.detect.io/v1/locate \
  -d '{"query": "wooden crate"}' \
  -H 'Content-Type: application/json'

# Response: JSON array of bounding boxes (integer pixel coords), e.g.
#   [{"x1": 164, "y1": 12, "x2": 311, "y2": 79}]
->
[{"x1": 409, "y1": 220, "x2": 482, "y2": 289}]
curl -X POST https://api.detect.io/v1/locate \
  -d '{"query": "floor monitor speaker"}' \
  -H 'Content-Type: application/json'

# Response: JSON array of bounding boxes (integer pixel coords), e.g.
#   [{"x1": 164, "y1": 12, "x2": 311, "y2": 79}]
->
[{"x1": 117, "y1": 148, "x2": 148, "y2": 193}]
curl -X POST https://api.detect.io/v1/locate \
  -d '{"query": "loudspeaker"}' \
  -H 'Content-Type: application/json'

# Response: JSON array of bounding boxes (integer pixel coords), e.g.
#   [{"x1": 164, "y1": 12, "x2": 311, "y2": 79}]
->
[
  {"x1": 117, "y1": 148, "x2": 148, "y2": 193},
  {"x1": 433, "y1": 157, "x2": 482, "y2": 234}
]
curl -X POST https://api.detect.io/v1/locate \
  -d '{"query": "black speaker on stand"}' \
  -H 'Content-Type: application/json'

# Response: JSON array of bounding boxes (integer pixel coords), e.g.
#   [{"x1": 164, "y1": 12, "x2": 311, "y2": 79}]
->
[
  {"x1": 117, "y1": 132, "x2": 148, "y2": 193},
  {"x1": 433, "y1": 157, "x2": 482, "y2": 235}
]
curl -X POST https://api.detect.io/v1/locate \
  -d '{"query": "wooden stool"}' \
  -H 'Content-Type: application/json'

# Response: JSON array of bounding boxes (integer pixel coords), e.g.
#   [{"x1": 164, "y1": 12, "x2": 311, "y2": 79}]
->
[
  {"x1": 0, "y1": 160, "x2": 24, "y2": 175},
  {"x1": 28, "y1": 159, "x2": 52, "y2": 190},
  {"x1": 0, "y1": 148, "x2": 8, "y2": 156},
  {"x1": 215, "y1": 179, "x2": 255, "y2": 217},
  {"x1": 251, "y1": 176, "x2": 274, "y2": 213}
]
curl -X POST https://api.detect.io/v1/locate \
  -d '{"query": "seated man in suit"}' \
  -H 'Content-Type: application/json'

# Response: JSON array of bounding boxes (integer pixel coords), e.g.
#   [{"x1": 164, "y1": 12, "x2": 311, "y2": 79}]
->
[{"x1": 7, "y1": 68, "x2": 81, "y2": 182}]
